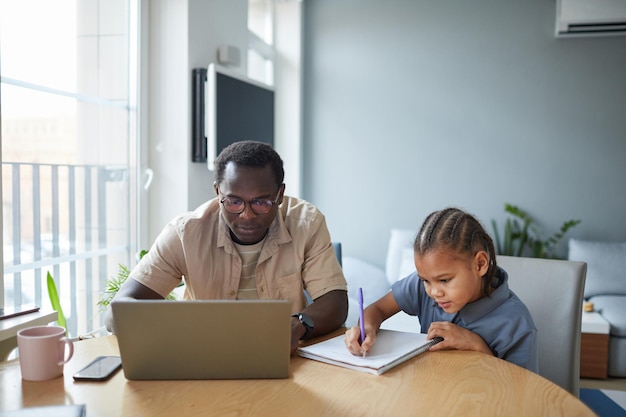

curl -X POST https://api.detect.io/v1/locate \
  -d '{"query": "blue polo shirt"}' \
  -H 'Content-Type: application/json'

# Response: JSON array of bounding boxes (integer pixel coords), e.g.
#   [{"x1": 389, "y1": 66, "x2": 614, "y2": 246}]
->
[{"x1": 391, "y1": 267, "x2": 539, "y2": 372}]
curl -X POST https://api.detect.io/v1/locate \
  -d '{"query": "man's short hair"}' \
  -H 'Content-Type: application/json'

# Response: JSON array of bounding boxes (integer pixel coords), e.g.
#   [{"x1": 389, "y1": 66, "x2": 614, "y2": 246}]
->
[{"x1": 214, "y1": 140, "x2": 284, "y2": 187}]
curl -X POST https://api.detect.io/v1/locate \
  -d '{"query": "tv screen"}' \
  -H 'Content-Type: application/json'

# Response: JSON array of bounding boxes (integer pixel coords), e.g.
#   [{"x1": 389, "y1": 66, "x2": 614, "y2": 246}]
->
[{"x1": 194, "y1": 64, "x2": 274, "y2": 170}]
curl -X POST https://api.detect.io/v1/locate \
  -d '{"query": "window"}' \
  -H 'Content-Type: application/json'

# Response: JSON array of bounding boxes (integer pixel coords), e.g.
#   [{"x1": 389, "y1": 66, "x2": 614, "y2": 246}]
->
[
  {"x1": 1, "y1": 0, "x2": 139, "y2": 337},
  {"x1": 248, "y1": 0, "x2": 274, "y2": 85}
]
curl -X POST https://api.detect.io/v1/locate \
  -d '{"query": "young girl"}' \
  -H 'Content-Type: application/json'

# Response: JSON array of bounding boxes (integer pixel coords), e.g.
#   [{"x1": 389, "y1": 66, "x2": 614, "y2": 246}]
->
[{"x1": 345, "y1": 207, "x2": 539, "y2": 372}]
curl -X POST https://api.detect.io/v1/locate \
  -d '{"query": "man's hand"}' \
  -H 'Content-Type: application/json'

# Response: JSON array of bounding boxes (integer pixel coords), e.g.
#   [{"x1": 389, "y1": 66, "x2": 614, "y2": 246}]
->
[
  {"x1": 289, "y1": 289, "x2": 348, "y2": 354},
  {"x1": 290, "y1": 316, "x2": 308, "y2": 354},
  {"x1": 104, "y1": 279, "x2": 163, "y2": 333}
]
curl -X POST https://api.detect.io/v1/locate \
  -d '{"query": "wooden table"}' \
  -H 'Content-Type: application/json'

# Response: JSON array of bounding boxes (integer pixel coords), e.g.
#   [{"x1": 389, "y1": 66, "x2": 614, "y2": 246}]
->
[{"x1": 0, "y1": 334, "x2": 596, "y2": 417}]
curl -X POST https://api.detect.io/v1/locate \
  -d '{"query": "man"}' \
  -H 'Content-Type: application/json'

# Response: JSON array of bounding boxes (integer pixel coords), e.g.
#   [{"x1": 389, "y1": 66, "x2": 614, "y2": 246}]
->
[{"x1": 105, "y1": 140, "x2": 348, "y2": 353}]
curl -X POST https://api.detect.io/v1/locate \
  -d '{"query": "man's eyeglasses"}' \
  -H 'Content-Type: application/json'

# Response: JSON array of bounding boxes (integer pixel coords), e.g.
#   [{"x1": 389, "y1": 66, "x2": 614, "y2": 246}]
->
[{"x1": 219, "y1": 192, "x2": 280, "y2": 214}]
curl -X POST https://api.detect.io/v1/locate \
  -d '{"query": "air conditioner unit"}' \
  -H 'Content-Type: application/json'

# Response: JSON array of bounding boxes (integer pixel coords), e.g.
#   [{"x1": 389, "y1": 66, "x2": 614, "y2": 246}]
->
[{"x1": 556, "y1": 0, "x2": 626, "y2": 37}]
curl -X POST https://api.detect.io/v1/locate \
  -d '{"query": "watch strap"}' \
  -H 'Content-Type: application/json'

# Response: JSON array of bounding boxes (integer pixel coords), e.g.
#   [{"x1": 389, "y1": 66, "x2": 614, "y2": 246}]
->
[{"x1": 291, "y1": 313, "x2": 314, "y2": 339}]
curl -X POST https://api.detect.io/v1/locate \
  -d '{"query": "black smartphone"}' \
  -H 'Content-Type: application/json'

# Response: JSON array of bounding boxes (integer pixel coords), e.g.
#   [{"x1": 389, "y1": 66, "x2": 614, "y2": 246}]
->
[
  {"x1": 0, "y1": 304, "x2": 40, "y2": 320},
  {"x1": 73, "y1": 356, "x2": 122, "y2": 381}
]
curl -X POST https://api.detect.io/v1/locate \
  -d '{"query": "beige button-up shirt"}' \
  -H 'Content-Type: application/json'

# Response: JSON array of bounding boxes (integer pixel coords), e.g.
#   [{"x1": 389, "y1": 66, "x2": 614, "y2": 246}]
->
[{"x1": 130, "y1": 196, "x2": 347, "y2": 313}]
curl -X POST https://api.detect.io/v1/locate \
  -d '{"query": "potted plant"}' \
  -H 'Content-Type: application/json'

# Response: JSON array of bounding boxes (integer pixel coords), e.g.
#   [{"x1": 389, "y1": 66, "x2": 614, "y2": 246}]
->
[
  {"x1": 491, "y1": 203, "x2": 581, "y2": 259},
  {"x1": 97, "y1": 250, "x2": 177, "y2": 312}
]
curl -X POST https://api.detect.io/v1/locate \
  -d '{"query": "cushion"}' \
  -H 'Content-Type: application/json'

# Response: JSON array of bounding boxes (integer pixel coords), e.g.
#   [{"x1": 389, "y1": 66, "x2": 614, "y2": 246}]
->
[
  {"x1": 385, "y1": 229, "x2": 416, "y2": 285},
  {"x1": 568, "y1": 239, "x2": 626, "y2": 298},
  {"x1": 587, "y1": 295, "x2": 626, "y2": 337},
  {"x1": 396, "y1": 247, "x2": 416, "y2": 282},
  {"x1": 342, "y1": 256, "x2": 391, "y2": 305}
]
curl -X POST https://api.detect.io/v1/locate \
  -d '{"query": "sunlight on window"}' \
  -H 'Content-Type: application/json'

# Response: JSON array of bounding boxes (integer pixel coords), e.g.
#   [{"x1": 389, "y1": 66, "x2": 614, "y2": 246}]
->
[
  {"x1": 0, "y1": 0, "x2": 77, "y2": 100},
  {"x1": 248, "y1": 0, "x2": 273, "y2": 45},
  {"x1": 247, "y1": 0, "x2": 274, "y2": 85},
  {"x1": 1, "y1": 0, "x2": 77, "y2": 165},
  {"x1": 1, "y1": 0, "x2": 137, "y2": 338}
]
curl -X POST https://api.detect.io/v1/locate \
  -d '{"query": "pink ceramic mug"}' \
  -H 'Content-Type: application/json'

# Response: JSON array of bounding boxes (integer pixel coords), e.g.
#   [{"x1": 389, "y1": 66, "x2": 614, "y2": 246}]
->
[{"x1": 17, "y1": 325, "x2": 74, "y2": 381}]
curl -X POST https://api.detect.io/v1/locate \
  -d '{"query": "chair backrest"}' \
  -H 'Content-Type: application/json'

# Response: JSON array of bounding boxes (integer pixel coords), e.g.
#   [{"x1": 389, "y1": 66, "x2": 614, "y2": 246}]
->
[
  {"x1": 305, "y1": 242, "x2": 343, "y2": 305},
  {"x1": 332, "y1": 242, "x2": 342, "y2": 267},
  {"x1": 497, "y1": 255, "x2": 586, "y2": 397}
]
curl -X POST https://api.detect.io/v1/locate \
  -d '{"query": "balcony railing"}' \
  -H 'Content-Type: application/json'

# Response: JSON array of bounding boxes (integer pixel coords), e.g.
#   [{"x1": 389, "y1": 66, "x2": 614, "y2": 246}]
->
[{"x1": 2, "y1": 162, "x2": 131, "y2": 337}]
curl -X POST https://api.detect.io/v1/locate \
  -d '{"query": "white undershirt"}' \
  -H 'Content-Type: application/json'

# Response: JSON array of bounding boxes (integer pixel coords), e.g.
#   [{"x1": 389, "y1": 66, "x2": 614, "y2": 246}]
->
[{"x1": 234, "y1": 240, "x2": 264, "y2": 300}]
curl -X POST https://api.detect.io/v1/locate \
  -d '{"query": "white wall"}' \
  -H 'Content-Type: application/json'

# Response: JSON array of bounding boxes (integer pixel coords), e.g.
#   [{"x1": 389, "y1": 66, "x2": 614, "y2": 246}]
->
[
  {"x1": 275, "y1": 1, "x2": 304, "y2": 198},
  {"x1": 145, "y1": 0, "x2": 190, "y2": 246},
  {"x1": 186, "y1": 0, "x2": 248, "y2": 214},
  {"x1": 144, "y1": 0, "x2": 303, "y2": 246},
  {"x1": 145, "y1": 0, "x2": 252, "y2": 246},
  {"x1": 302, "y1": 0, "x2": 626, "y2": 267}
]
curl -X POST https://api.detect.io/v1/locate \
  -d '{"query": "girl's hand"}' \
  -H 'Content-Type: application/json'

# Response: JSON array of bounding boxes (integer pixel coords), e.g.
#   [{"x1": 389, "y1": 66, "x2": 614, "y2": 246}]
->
[
  {"x1": 426, "y1": 321, "x2": 493, "y2": 356},
  {"x1": 344, "y1": 292, "x2": 402, "y2": 357},
  {"x1": 344, "y1": 325, "x2": 376, "y2": 356}
]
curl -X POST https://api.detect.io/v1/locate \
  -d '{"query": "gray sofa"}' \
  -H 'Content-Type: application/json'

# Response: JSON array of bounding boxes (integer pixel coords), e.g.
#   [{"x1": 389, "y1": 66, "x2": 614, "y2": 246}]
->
[{"x1": 568, "y1": 238, "x2": 626, "y2": 377}]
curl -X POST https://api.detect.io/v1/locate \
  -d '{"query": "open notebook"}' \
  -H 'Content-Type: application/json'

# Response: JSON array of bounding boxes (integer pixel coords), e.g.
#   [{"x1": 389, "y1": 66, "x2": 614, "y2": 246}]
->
[{"x1": 297, "y1": 329, "x2": 442, "y2": 375}]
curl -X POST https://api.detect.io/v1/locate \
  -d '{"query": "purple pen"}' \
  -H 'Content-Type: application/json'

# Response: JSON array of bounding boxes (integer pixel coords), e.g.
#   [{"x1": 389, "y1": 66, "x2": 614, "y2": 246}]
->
[{"x1": 358, "y1": 287, "x2": 366, "y2": 357}]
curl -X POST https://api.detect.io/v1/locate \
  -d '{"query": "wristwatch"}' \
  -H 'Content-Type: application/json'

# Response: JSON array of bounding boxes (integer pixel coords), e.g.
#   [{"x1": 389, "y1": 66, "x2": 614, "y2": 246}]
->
[{"x1": 291, "y1": 312, "x2": 315, "y2": 339}]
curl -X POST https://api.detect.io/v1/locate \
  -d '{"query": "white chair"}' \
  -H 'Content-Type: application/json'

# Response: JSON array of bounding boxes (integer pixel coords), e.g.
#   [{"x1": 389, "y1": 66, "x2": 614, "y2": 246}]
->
[{"x1": 498, "y1": 255, "x2": 587, "y2": 397}]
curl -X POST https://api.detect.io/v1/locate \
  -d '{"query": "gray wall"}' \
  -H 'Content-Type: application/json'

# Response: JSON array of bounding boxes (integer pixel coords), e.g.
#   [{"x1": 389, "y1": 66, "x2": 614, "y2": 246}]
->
[{"x1": 302, "y1": 0, "x2": 626, "y2": 268}]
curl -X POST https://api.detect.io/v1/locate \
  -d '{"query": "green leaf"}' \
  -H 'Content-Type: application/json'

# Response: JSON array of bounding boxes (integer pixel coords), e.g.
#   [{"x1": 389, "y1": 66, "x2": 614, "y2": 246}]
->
[
  {"x1": 97, "y1": 249, "x2": 177, "y2": 312},
  {"x1": 503, "y1": 219, "x2": 513, "y2": 255},
  {"x1": 491, "y1": 219, "x2": 502, "y2": 255},
  {"x1": 97, "y1": 263, "x2": 131, "y2": 312},
  {"x1": 47, "y1": 271, "x2": 67, "y2": 333},
  {"x1": 492, "y1": 203, "x2": 581, "y2": 259},
  {"x1": 516, "y1": 221, "x2": 531, "y2": 257}
]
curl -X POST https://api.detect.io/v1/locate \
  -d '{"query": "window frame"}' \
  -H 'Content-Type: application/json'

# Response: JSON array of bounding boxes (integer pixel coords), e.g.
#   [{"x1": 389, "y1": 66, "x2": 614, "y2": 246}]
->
[{"x1": 0, "y1": 0, "x2": 142, "y2": 338}]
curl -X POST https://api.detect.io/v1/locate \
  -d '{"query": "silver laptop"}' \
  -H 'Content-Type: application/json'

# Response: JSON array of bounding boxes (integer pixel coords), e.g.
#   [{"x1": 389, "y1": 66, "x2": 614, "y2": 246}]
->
[{"x1": 111, "y1": 299, "x2": 292, "y2": 380}]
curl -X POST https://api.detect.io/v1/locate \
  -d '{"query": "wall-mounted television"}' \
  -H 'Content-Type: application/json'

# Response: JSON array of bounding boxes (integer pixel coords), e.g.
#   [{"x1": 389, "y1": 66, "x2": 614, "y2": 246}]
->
[{"x1": 192, "y1": 64, "x2": 275, "y2": 171}]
